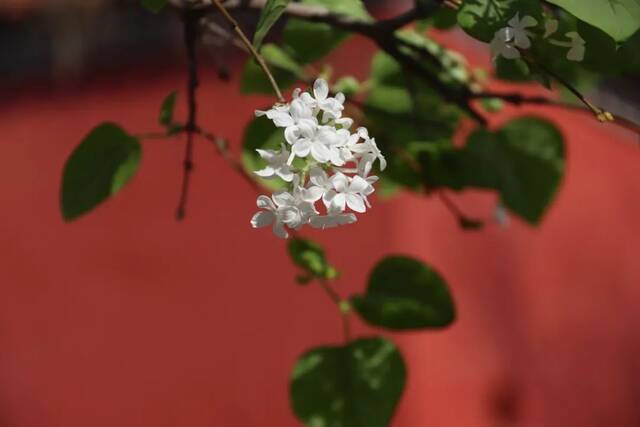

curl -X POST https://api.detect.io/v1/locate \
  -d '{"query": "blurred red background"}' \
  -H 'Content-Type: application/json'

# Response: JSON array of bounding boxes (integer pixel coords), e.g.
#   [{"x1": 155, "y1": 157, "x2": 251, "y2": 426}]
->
[{"x1": 1, "y1": 2, "x2": 640, "y2": 427}]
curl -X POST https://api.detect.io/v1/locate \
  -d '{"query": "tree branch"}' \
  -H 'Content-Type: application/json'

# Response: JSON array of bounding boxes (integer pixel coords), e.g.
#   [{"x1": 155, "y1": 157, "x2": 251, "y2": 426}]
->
[
  {"x1": 474, "y1": 92, "x2": 640, "y2": 135},
  {"x1": 211, "y1": 0, "x2": 285, "y2": 102},
  {"x1": 176, "y1": 9, "x2": 201, "y2": 221}
]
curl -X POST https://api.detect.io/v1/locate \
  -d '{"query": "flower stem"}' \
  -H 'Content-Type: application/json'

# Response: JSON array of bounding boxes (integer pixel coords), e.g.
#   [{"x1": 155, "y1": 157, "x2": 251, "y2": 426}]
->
[
  {"x1": 318, "y1": 278, "x2": 352, "y2": 343},
  {"x1": 210, "y1": 0, "x2": 285, "y2": 103}
]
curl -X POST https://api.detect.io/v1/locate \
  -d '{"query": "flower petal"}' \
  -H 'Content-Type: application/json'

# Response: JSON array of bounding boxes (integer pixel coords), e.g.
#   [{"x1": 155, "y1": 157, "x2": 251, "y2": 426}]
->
[
  {"x1": 293, "y1": 139, "x2": 312, "y2": 157},
  {"x1": 314, "y1": 78, "x2": 329, "y2": 101},
  {"x1": 309, "y1": 166, "x2": 329, "y2": 186},
  {"x1": 310, "y1": 142, "x2": 331, "y2": 163},
  {"x1": 346, "y1": 193, "x2": 366, "y2": 213},
  {"x1": 254, "y1": 166, "x2": 276, "y2": 178},
  {"x1": 302, "y1": 186, "x2": 324, "y2": 202},
  {"x1": 272, "y1": 221, "x2": 289, "y2": 239},
  {"x1": 349, "y1": 175, "x2": 370, "y2": 194},
  {"x1": 257, "y1": 195, "x2": 275, "y2": 210},
  {"x1": 251, "y1": 211, "x2": 275, "y2": 228},
  {"x1": 273, "y1": 190, "x2": 295, "y2": 207},
  {"x1": 331, "y1": 172, "x2": 349, "y2": 193}
]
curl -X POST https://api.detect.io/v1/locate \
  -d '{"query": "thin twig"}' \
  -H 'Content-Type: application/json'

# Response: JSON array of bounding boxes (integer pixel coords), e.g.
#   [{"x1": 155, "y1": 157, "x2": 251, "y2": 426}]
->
[
  {"x1": 197, "y1": 128, "x2": 265, "y2": 192},
  {"x1": 176, "y1": 10, "x2": 200, "y2": 221},
  {"x1": 436, "y1": 190, "x2": 483, "y2": 228},
  {"x1": 474, "y1": 92, "x2": 640, "y2": 135},
  {"x1": 318, "y1": 279, "x2": 351, "y2": 343},
  {"x1": 210, "y1": 0, "x2": 285, "y2": 102}
]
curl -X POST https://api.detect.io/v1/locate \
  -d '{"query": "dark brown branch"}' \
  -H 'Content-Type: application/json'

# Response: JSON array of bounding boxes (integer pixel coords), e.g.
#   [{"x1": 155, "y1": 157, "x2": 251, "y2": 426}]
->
[
  {"x1": 176, "y1": 9, "x2": 201, "y2": 221},
  {"x1": 473, "y1": 92, "x2": 640, "y2": 135}
]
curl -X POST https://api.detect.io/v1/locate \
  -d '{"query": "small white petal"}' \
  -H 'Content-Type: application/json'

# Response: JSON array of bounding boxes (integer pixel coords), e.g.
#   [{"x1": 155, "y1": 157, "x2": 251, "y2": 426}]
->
[
  {"x1": 272, "y1": 221, "x2": 289, "y2": 239},
  {"x1": 257, "y1": 195, "x2": 275, "y2": 210},
  {"x1": 251, "y1": 211, "x2": 275, "y2": 228},
  {"x1": 331, "y1": 172, "x2": 349, "y2": 193},
  {"x1": 349, "y1": 175, "x2": 370, "y2": 194},
  {"x1": 314, "y1": 78, "x2": 329, "y2": 101},
  {"x1": 310, "y1": 142, "x2": 331, "y2": 163},
  {"x1": 254, "y1": 167, "x2": 276, "y2": 178},
  {"x1": 346, "y1": 194, "x2": 366, "y2": 213}
]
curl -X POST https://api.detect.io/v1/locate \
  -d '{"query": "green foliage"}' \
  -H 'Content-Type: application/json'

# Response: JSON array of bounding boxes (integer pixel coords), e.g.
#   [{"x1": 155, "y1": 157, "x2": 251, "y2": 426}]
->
[
  {"x1": 546, "y1": 0, "x2": 640, "y2": 42},
  {"x1": 282, "y1": 0, "x2": 371, "y2": 64},
  {"x1": 159, "y1": 91, "x2": 176, "y2": 125},
  {"x1": 140, "y1": 0, "x2": 167, "y2": 13},
  {"x1": 242, "y1": 116, "x2": 287, "y2": 191},
  {"x1": 241, "y1": 44, "x2": 301, "y2": 95},
  {"x1": 423, "y1": 117, "x2": 565, "y2": 224},
  {"x1": 365, "y1": 51, "x2": 462, "y2": 191},
  {"x1": 61, "y1": 123, "x2": 141, "y2": 221},
  {"x1": 288, "y1": 238, "x2": 338, "y2": 280},
  {"x1": 254, "y1": 0, "x2": 292, "y2": 50},
  {"x1": 290, "y1": 337, "x2": 406, "y2": 427},
  {"x1": 333, "y1": 76, "x2": 361, "y2": 96},
  {"x1": 457, "y1": 0, "x2": 542, "y2": 42},
  {"x1": 351, "y1": 256, "x2": 455, "y2": 330}
]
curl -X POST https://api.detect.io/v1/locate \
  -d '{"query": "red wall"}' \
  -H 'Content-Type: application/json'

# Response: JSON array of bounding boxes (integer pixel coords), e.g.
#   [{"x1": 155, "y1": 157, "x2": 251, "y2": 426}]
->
[{"x1": 1, "y1": 29, "x2": 640, "y2": 427}]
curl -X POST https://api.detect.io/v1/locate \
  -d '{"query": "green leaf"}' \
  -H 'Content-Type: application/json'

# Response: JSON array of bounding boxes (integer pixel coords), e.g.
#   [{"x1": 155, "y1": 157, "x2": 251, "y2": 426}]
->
[
  {"x1": 288, "y1": 238, "x2": 337, "y2": 279},
  {"x1": 617, "y1": 29, "x2": 640, "y2": 72},
  {"x1": 140, "y1": 0, "x2": 167, "y2": 13},
  {"x1": 253, "y1": 0, "x2": 292, "y2": 50},
  {"x1": 333, "y1": 76, "x2": 361, "y2": 96},
  {"x1": 351, "y1": 256, "x2": 455, "y2": 330},
  {"x1": 282, "y1": 19, "x2": 350, "y2": 64},
  {"x1": 457, "y1": 0, "x2": 542, "y2": 42},
  {"x1": 546, "y1": 0, "x2": 640, "y2": 42},
  {"x1": 159, "y1": 91, "x2": 177, "y2": 126},
  {"x1": 290, "y1": 337, "x2": 406, "y2": 427},
  {"x1": 242, "y1": 116, "x2": 287, "y2": 191},
  {"x1": 240, "y1": 44, "x2": 300, "y2": 95},
  {"x1": 423, "y1": 117, "x2": 565, "y2": 224},
  {"x1": 61, "y1": 123, "x2": 141, "y2": 221},
  {"x1": 281, "y1": 0, "x2": 372, "y2": 63}
]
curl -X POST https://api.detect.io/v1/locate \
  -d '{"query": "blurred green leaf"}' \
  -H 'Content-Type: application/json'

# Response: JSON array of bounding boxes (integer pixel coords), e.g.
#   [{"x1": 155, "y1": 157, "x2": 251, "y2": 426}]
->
[
  {"x1": 159, "y1": 91, "x2": 177, "y2": 127},
  {"x1": 333, "y1": 76, "x2": 361, "y2": 96},
  {"x1": 290, "y1": 337, "x2": 406, "y2": 427},
  {"x1": 351, "y1": 256, "x2": 455, "y2": 330},
  {"x1": 140, "y1": 0, "x2": 167, "y2": 13},
  {"x1": 423, "y1": 117, "x2": 565, "y2": 224},
  {"x1": 253, "y1": 0, "x2": 292, "y2": 50},
  {"x1": 61, "y1": 123, "x2": 141, "y2": 221},
  {"x1": 242, "y1": 116, "x2": 287, "y2": 191},
  {"x1": 240, "y1": 44, "x2": 300, "y2": 95},
  {"x1": 546, "y1": 0, "x2": 640, "y2": 42},
  {"x1": 282, "y1": 19, "x2": 350, "y2": 64},
  {"x1": 457, "y1": 0, "x2": 542, "y2": 42},
  {"x1": 288, "y1": 238, "x2": 337, "y2": 279}
]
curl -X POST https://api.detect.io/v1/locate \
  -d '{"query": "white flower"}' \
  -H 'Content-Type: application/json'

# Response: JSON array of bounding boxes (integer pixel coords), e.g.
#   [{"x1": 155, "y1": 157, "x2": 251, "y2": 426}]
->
[
  {"x1": 250, "y1": 188, "x2": 317, "y2": 239},
  {"x1": 255, "y1": 104, "x2": 292, "y2": 128},
  {"x1": 302, "y1": 166, "x2": 334, "y2": 206},
  {"x1": 508, "y1": 14, "x2": 538, "y2": 48},
  {"x1": 285, "y1": 121, "x2": 335, "y2": 164},
  {"x1": 250, "y1": 195, "x2": 289, "y2": 239},
  {"x1": 543, "y1": 18, "x2": 559, "y2": 38},
  {"x1": 491, "y1": 27, "x2": 521, "y2": 60},
  {"x1": 550, "y1": 32, "x2": 586, "y2": 61},
  {"x1": 254, "y1": 144, "x2": 294, "y2": 182},
  {"x1": 324, "y1": 172, "x2": 372, "y2": 213},
  {"x1": 310, "y1": 203, "x2": 357, "y2": 229},
  {"x1": 299, "y1": 78, "x2": 346, "y2": 123},
  {"x1": 250, "y1": 78, "x2": 385, "y2": 238},
  {"x1": 490, "y1": 14, "x2": 538, "y2": 61}
]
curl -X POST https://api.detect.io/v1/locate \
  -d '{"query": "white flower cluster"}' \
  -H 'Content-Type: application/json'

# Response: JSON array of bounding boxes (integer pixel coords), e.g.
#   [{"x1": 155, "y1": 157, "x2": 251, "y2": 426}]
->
[
  {"x1": 250, "y1": 78, "x2": 386, "y2": 239},
  {"x1": 491, "y1": 14, "x2": 585, "y2": 62}
]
